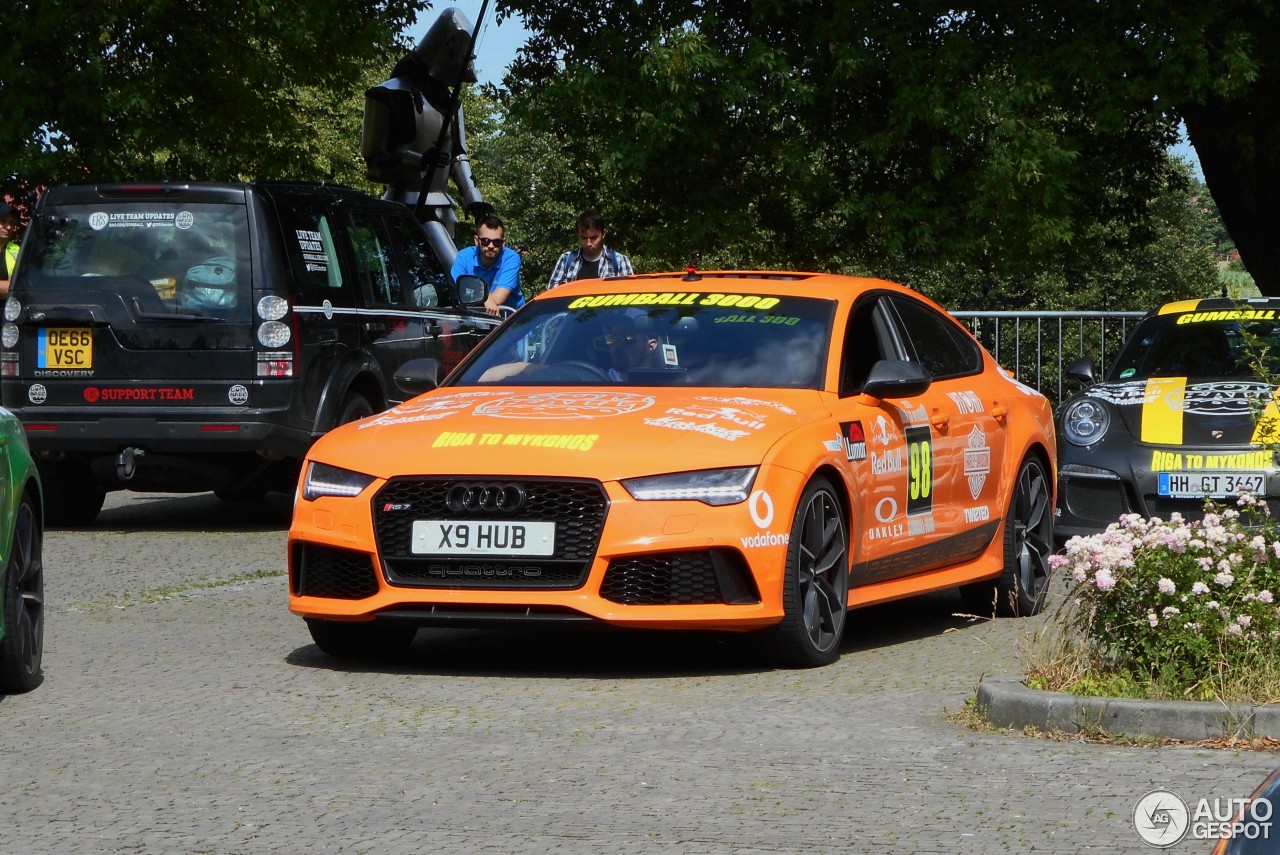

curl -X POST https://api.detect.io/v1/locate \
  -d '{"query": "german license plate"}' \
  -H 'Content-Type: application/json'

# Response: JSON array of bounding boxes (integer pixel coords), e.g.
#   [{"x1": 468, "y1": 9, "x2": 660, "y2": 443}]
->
[
  {"x1": 411, "y1": 520, "x2": 556, "y2": 556},
  {"x1": 1157, "y1": 471, "x2": 1267, "y2": 498},
  {"x1": 37, "y1": 328, "x2": 93, "y2": 369}
]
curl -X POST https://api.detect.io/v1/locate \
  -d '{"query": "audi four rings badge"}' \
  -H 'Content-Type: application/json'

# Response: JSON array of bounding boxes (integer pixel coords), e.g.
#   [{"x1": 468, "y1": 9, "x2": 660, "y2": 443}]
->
[{"x1": 445, "y1": 483, "x2": 528, "y2": 513}]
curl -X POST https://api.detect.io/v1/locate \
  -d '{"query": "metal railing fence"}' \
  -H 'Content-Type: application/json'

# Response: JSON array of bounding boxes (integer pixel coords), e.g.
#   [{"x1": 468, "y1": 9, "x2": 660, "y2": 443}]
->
[{"x1": 951, "y1": 311, "x2": 1146, "y2": 406}]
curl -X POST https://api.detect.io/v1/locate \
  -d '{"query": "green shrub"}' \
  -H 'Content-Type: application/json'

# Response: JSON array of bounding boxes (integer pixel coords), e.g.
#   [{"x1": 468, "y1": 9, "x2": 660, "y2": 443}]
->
[{"x1": 1045, "y1": 497, "x2": 1280, "y2": 703}]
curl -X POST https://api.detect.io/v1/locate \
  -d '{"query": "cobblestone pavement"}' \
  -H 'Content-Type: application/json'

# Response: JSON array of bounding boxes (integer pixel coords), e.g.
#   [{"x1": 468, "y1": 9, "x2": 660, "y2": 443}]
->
[{"x1": 1, "y1": 492, "x2": 1274, "y2": 854}]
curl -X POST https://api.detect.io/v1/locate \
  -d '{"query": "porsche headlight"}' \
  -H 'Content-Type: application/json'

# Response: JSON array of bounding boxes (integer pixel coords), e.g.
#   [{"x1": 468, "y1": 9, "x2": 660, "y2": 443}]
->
[
  {"x1": 1062, "y1": 397, "x2": 1110, "y2": 446},
  {"x1": 303, "y1": 461, "x2": 375, "y2": 501},
  {"x1": 621, "y1": 467, "x2": 758, "y2": 506}
]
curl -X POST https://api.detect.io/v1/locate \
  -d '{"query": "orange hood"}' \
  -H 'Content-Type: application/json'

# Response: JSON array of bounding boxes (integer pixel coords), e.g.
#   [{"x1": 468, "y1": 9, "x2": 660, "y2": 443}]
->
[{"x1": 312, "y1": 387, "x2": 830, "y2": 481}]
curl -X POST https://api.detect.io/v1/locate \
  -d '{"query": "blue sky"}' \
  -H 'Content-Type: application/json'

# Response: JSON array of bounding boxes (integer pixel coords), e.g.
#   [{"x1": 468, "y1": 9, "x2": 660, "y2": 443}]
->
[{"x1": 1171, "y1": 134, "x2": 1204, "y2": 180}]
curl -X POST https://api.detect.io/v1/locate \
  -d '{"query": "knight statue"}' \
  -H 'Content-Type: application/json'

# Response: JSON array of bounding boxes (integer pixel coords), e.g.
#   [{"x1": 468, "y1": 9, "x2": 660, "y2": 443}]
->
[{"x1": 361, "y1": 8, "x2": 492, "y2": 258}]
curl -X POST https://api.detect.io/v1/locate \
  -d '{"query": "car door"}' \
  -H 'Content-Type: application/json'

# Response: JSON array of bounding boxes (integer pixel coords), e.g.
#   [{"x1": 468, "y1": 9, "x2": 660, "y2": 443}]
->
[
  {"x1": 343, "y1": 206, "x2": 427, "y2": 399},
  {"x1": 382, "y1": 210, "x2": 501, "y2": 378},
  {"x1": 272, "y1": 190, "x2": 361, "y2": 428},
  {"x1": 834, "y1": 294, "x2": 954, "y2": 585},
  {"x1": 886, "y1": 294, "x2": 1008, "y2": 553}
]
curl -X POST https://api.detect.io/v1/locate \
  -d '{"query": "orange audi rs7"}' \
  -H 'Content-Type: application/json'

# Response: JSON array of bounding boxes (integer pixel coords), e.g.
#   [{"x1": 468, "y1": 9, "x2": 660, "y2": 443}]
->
[{"x1": 288, "y1": 271, "x2": 1057, "y2": 667}]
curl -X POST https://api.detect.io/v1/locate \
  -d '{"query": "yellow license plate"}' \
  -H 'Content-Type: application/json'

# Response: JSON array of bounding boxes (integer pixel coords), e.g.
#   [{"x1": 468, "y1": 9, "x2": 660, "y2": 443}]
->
[{"x1": 38, "y1": 328, "x2": 93, "y2": 369}]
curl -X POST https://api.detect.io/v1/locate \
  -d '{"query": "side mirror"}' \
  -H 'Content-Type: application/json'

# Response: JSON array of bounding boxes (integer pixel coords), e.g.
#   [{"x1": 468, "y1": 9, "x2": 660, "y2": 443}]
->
[
  {"x1": 862, "y1": 359, "x2": 932, "y2": 399},
  {"x1": 455, "y1": 274, "x2": 489, "y2": 307},
  {"x1": 1065, "y1": 356, "x2": 1097, "y2": 387},
  {"x1": 394, "y1": 357, "x2": 442, "y2": 396}
]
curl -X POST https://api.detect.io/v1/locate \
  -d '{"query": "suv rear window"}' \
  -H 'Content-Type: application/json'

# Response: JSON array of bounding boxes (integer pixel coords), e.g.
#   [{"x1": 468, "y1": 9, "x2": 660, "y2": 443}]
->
[{"x1": 24, "y1": 202, "x2": 251, "y2": 321}]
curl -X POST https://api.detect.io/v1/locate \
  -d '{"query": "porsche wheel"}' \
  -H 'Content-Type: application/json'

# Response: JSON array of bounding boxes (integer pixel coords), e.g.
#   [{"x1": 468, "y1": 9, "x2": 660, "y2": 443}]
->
[
  {"x1": 0, "y1": 495, "x2": 44, "y2": 693},
  {"x1": 770, "y1": 477, "x2": 849, "y2": 668},
  {"x1": 306, "y1": 619, "x2": 416, "y2": 660},
  {"x1": 963, "y1": 456, "x2": 1054, "y2": 617}
]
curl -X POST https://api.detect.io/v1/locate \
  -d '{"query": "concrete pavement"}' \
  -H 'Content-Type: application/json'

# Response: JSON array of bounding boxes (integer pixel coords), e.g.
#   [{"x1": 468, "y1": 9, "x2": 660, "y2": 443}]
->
[{"x1": 0, "y1": 492, "x2": 1274, "y2": 853}]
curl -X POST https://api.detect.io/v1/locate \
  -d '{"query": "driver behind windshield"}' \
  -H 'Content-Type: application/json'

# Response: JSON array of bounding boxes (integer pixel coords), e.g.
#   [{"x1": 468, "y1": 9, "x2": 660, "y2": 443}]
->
[{"x1": 605, "y1": 318, "x2": 660, "y2": 381}]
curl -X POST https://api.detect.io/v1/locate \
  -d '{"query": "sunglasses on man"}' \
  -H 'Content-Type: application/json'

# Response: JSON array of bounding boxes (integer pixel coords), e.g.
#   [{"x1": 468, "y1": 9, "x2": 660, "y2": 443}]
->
[
  {"x1": 477, "y1": 237, "x2": 505, "y2": 247},
  {"x1": 593, "y1": 334, "x2": 647, "y2": 348}
]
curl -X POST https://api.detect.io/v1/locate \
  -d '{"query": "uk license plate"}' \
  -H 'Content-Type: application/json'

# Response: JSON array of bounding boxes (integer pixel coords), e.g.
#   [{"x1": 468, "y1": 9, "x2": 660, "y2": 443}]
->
[
  {"x1": 37, "y1": 328, "x2": 93, "y2": 369},
  {"x1": 1157, "y1": 471, "x2": 1267, "y2": 498},
  {"x1": 411, "y1": 520, "x2": 556, "y2": 556}
]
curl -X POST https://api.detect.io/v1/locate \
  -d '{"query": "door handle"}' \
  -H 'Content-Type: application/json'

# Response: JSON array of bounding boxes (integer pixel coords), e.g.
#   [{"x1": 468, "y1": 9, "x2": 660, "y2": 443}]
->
[
  {"x1": 363, "y1": 321, "x2": 388, "y2": 334},
  {"x1": 930, "y1": 410, "x2": 949, "y2": 430},
  {"x1": 992, "y1": 403, "x2": 1008, "y2": 423}
]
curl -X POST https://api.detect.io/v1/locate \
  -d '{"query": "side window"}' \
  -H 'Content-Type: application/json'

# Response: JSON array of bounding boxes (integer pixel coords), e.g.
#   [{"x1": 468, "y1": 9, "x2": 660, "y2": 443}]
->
[
  {"x1": 276, "y1": 201, "x2": 347, "y2": 304},
  {"x1": 889, "y1": 295, "x2": 983, "y2": 379},
  {"x1": 346, "y1": 211, "x2": 404, "y2": 307},
  {"x1": 385, "y1": 213, "x2": 449, "y2": 308},
  {"x1": 840, "y1": 297, "x2": 895, "y2": 395}
]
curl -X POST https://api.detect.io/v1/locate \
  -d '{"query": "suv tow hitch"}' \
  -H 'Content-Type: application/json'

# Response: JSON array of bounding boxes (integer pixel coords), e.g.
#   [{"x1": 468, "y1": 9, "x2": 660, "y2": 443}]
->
[{"x1": 116, "y1": 447, "x2": 145, "y2": 481}]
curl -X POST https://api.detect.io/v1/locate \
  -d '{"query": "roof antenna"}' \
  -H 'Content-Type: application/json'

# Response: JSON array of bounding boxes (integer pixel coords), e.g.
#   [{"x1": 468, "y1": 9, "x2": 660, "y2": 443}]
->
[{"x1": 683, "y1": 249, "x2": 701, "y2": 282}]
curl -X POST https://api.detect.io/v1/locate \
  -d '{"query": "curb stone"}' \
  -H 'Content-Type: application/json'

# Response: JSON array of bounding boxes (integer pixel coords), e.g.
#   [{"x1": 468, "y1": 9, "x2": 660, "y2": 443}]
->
[{"x1": 977, "y1": 675, "x2": 1280, "y2": 742}]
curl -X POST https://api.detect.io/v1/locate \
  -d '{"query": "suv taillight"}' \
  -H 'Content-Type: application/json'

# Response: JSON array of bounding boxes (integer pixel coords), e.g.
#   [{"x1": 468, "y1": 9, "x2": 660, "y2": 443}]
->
[
  {"x1": 255, "y1": 295, "x2": 294, "y2": 376},
  {"x1": 257, "y1": 352, "x2": 294, "y2": 378}
]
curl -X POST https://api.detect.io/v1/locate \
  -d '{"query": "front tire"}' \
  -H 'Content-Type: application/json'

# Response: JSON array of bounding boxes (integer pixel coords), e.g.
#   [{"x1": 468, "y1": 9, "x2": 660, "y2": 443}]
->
[
  {"x1": 0, "y1": 495, "x2": 44, "y2": 693},
  {"x1": 306, "y1": 619, "x2": 416, "y2": 660},
  {"x1": 336, "y1": 392, "x2": 374, "y2": 428},
  {"x1": 769, "y1": 477, "x2": 849, "y2": 668}
]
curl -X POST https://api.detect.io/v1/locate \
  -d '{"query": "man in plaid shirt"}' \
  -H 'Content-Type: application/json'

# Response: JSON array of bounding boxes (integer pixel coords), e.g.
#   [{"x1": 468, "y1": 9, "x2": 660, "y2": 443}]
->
[{"x1": 546, "y1": 209, "x2": 634, "y2": 288}]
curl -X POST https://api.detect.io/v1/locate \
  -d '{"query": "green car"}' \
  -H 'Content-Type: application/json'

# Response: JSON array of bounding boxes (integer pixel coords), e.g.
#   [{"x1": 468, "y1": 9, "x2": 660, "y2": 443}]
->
[{"x1": 0, "y1": 406, "x2": 42, "y2": 693}]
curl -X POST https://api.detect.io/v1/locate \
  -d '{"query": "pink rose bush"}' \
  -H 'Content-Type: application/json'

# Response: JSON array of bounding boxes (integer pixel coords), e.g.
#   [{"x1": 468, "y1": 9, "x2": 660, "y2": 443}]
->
[{"x1": 1049, "y1": 496, "x2": 1280, "y2": 696}]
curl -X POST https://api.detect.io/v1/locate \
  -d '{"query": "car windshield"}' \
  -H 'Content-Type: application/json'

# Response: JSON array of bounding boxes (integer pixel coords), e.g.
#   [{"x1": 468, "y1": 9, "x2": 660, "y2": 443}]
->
[
  {"x1": 1108, "y1": 310, "x2": 1280, "y2": 382},
  {"x1": 450, "y1": 292, "x2": 836, "y2": 388},
  {"x1": 22, "y1": 202, "x2": 251, "y2": 321}
]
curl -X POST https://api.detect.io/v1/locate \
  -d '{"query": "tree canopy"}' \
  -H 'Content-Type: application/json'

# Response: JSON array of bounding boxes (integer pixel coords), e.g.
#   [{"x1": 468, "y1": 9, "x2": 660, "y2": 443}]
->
[
  {"x1": 495, "y1": 0, "x2": 1273, "y2": 297},
  {"x1": 0, "y1": 0, "x2": 1241, "y2": 308},
  {"x1": 0, "y1": 0, "x2": 429, "y2": 201}
]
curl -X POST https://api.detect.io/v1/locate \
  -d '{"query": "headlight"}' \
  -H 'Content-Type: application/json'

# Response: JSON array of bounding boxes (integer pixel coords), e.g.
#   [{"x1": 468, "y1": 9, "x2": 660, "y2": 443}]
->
[
  {"x1": 3, "y1": 298, "x2": 21, "y2": 321},
  {"x1": 302, "y1": 461, "x2": 375, "y2": 501},
  {"x1": 622, "y1": 467, "x2": 758, "y2": 506},
  {"x1": 1062, "y1": 398, "x2": 1110, "y2": 446}
]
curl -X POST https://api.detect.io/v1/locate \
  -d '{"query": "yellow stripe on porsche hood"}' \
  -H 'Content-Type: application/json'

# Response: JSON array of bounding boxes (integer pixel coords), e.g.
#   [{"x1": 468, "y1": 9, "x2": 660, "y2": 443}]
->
[
  {"x1": 1141, "y1": 377, "x2": 1186, "y2": 444},
  {"x1": 1253, "y1": 388, "x2": 1280, "y2": 445}
]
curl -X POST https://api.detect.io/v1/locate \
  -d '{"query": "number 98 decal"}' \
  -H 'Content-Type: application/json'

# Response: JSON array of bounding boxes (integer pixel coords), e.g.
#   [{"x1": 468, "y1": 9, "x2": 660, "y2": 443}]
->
[{"x1": 905, "y1": 425, "x2": 933, "y2": 515}]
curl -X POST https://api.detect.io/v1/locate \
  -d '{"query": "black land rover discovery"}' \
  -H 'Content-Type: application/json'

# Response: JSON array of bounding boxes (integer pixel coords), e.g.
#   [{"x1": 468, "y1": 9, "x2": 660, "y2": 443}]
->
[{"x1": 1, "y1": 181, "x2": 500, "y2": 524}]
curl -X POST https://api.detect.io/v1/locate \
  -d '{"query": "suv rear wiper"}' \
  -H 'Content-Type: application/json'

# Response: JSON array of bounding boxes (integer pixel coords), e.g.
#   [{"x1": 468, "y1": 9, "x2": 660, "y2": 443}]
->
[{"x1": 128, "y1": 298, "x2": 221, "y2": 322}]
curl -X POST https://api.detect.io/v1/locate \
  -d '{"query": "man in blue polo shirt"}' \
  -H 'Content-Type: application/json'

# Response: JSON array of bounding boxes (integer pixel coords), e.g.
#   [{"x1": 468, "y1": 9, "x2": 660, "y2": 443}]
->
[{"x1": 451, "y1": 214, "x2": 524, "y2": 316}]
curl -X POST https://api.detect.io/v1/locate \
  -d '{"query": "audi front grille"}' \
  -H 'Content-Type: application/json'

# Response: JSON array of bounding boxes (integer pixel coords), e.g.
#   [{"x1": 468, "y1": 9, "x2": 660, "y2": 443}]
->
[{"x1": 371, "y1": 477, "x2": 609, "y2": 589}]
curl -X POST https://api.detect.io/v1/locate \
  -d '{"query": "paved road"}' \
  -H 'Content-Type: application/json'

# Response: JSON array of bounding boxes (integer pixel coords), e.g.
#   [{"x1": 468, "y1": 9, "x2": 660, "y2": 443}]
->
[{"x1": 1, "y1": 491, "x2": 1274, "y2": 854}]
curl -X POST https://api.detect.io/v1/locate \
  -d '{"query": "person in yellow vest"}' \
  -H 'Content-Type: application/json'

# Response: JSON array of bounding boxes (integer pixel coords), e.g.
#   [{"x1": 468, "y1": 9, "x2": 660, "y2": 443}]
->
[{"x1": 0, "y1": 201, "x2": 20, "y2": 300}]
